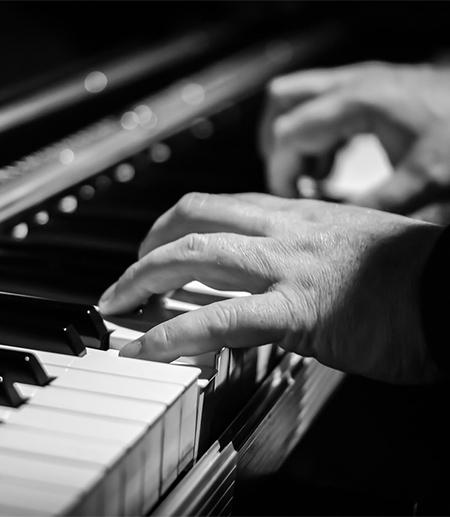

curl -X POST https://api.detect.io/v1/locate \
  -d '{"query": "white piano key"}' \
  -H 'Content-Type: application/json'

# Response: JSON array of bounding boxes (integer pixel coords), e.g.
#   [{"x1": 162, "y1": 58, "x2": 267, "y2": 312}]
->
[
  {"x1": 0, "y1": 344, "x2": 199, "y2": 388},
  {"x1": 16, "y1": 382, "x2": 162, "y2": 428},
  {"x1": 0, "y1": 448, "x2": 101, "y2": 492},
  {"x1": 0, "y1": 342, "x2": 200, "y2": 487},
  {"x1": 182, "y1": 280, "x2": 250, "y2": 298},
  {"x1": 47, "y1": 349, "x2": 199, "y2": 474},
  {"x1": 105, "y1": 319, "x2": 144, "y2": 349},
  {"x1": 45, "y1": 365, "x2": 182, "y2": 488},
  {"x1": 0, "y1": 404, "x2": 144, "y2": 444},
  {"x1": 0, "y1": 402, "x2": 156, "y2": 513},
  {"x1": 15, "y1": 382, "x2": 169, "y2": 500},
  {"x1": 0, "y1": 424, "x2": 110, "y2": 515},
  {"x1": 46, "y1": 364, "x2": 182, "y2": 405},
  {"x1": 0, "y1": 475, "x2": 80, "y2": 516},
  {"x1": 0, "y1": 503, "x2": 34, "y2": 516},
  {"x1": 163, "y1": 296, "x2": 201, "y2": 312},
  {"x1": 0, "y1": 421, "x2": 122, "y2": 466},
  {"x1": 0, "y1": 424, "x2": 119, "y2": 515}
]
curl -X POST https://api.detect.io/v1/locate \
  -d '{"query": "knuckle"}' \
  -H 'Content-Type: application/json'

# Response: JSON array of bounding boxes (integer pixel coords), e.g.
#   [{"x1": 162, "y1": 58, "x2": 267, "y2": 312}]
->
[
  {"x1": 360, "y1": 60, "x2": 387, "y2": 73},
  {"x1": 347, "y1": 61, "x2": 387, "y2": 82},
  {"x1": 275, "y1": 287, "x2": 303, "y2": 327},
  {"x1": 176, "y1": 192, "x2": 211, "y2": 219},
  {"x1": 181, "y1": 232, "x2": 208, "y2": 257},
  {"x1": 148, "y1": 324, "x2": 172, "y2": 356},
  {"x1": 258, "y1": 214, "x2": 277, "y2": 236},
  {"x1": 274, "y1": 286, "x2": 317, "y2": 356},
  {"x1": 123, "y1": 261, "x2": 140, "y2": 283},
  {"x1": 211, "y1": 303, "x2": 236, "y2": 334}
]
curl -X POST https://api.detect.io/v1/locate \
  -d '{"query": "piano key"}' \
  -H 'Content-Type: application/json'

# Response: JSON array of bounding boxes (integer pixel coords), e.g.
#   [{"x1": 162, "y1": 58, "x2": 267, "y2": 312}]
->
[
  {"x1": 163, "y1": 296, "x2": 201, "y2": 313},
  {"x1": 0, "y1": 315, "x2": 85, "y2": 356},
  {"x1": 0, "y1": 475, "x2": 83, "y2": 516},
  {"x1": 106, "y1": 319, "x2": 144, "y2": 348},
  {"x1": 0, "y1": 404, "x2": 143, "y2": 446},
  {"x1": 45, "y1": 364, "x2": 185, "y2": 478},
  {"x1": 15, "y1": 381, "x2": 174, "y2": 494},
  {"x1": 170, "y1": 288, "x2": 228, "y2": 306},
  {"x1": 0, "y1": 424, "x2": 123, "y2": 515},
  {"x1": 0, "y1": 404, "x2": 161, "y2": 515},
  {"x1": 0, "y1": 448, "x2": 102, "y2": 493},
  {"x1": 1, "y1": 343, "x2": 200, "y2": 482},
  {"x1": 46, "y1": 350, "x2": 199, "y2": 480},
  {"x1": 0, "y1": 421, "x2": 123, "y2": 468},
  {"x1": 0, "y1": 348, "x2": 53, "y2": 386},
  {"x1": 0, "y1": 291, "x2": 109, "y2": 350},
  {"x1": 0, "y1": 375, "x2": 25, "y2": 408},
  {"x1": 183, "y1": 280, "x2": 250, "y2": 298},
  {"x1": 0, "y1": 412, "x2": 160, "y2": 516}
]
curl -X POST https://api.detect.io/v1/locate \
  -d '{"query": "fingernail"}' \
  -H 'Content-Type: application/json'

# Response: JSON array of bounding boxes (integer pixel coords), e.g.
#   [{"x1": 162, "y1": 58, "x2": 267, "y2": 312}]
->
[
  {"x1": 99, "y1": 283, "x2": 117, "y2": 313},
  {"x1": 119, "y1": 339, "x2": 143, "y2": 358}
]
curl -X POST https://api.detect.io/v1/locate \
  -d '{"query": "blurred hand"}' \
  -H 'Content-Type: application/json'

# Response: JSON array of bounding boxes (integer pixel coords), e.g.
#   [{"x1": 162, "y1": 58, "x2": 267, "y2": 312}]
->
[
  {"x1": 260, "y1": 62, "x2": 450, "y2": 213},
  {"x1": 99, "y1": 192, "x2": 443, "y2": 384}
]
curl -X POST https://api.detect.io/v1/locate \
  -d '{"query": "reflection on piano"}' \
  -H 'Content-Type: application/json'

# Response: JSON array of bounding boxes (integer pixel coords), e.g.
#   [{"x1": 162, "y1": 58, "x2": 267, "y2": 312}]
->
[{"x1": 0, "y1": 5, "x2": 344, "y2": 515}]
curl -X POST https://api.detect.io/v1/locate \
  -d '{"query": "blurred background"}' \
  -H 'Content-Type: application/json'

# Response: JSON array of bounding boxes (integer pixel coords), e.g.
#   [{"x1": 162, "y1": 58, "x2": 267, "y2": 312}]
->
[{"x1": 1, "y1": 3, "x2": 450, "y2": 516}]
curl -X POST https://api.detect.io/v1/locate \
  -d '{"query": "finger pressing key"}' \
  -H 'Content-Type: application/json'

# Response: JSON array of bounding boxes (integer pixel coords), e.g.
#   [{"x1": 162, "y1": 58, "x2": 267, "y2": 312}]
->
[
  {"x1": 99, "y1": 233, "x2": 278, "y2": 315},
  {"x1": 119, "y1": 292, "x2": 292, "y2": 362}
]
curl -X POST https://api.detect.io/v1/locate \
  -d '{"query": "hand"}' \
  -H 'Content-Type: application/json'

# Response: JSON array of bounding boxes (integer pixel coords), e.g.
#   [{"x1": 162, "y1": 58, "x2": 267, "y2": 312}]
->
[
  {"x1": 99, "y1": 192, "x2": 443, "y2": 384},
  {"x1": 260, "y1": 62, "x2": 450, "y2": 213}
]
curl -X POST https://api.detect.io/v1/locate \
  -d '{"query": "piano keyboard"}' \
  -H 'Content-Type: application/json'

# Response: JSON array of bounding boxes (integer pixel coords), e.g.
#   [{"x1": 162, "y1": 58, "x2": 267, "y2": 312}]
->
[
  {"x1": 0, "y1": 25, "x2": 344, "y2": 517},
  {"x1": 0, "y1": 334, "x2": 200, "y2": 516}
]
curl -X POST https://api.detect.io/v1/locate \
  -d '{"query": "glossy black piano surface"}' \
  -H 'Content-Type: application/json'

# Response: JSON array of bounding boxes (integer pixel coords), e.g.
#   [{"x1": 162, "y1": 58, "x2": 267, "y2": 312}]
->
[{"x1": 1, "y1": 2, "x2": 450, "y2": 516}]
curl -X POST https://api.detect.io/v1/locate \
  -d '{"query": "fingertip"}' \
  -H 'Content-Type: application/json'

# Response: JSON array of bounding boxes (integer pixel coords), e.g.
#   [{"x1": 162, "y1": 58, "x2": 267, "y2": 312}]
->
[
  {"x1": 98, "y1": 282, "x2": 117, "y2": 314},
  {"x1": 119, "y1": 339, "x2": 143, "y2": 358},
  {"x1": 99, "y1": 279, "x2": 142, "y2": 316}
]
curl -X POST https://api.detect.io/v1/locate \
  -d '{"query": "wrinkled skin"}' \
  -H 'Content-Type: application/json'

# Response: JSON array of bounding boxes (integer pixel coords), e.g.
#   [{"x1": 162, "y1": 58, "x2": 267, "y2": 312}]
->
[
  {"x1": 99, "y1": 192, "x2": 443, "y2": 384},
  {"x1": 260, "y1": 62, "x2": 450, "y2": 218}
]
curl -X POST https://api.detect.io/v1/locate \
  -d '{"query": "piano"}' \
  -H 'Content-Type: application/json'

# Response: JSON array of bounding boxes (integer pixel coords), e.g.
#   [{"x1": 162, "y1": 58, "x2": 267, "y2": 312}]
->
[
  {"x1": 5, "y1": 2, "x2": 450, "y2": 516},
  {"x1": 0, "y1": 4, "x2": 348, "y2": 514}
]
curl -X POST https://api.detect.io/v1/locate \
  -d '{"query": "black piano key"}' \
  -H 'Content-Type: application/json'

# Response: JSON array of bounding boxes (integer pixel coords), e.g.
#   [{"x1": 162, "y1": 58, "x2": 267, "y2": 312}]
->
[
  {"x1": 0, "y1": 317, "x2": 85, "y2": 356},
  {"x1": 0, "y1": 292, "x2": 108, "y2": 351},
  {"x1": 0, "y1": 349, "x2": 53, "y2": 386},
  {"x1": 0, "y1": 376, "x2": 26, "y2": 408}
]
